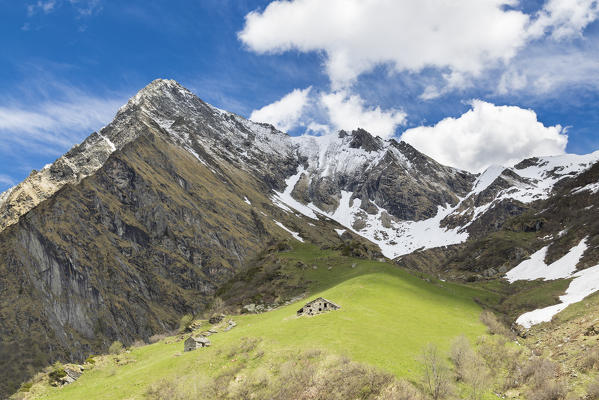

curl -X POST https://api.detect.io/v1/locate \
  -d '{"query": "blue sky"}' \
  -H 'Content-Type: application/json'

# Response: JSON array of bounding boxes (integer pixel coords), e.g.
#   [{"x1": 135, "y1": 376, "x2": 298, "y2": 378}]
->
[{"x1": 1, "y1": 0, "x2": 599, "y2": 190}]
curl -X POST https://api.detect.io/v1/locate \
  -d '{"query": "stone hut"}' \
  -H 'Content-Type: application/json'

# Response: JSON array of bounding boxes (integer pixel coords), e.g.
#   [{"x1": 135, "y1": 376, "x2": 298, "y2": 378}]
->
[
  {"x1": 297, "y1": 297, "x2": 340, "y2": 316},
  {"x1": 184, "y1": 335, "x2": 211, "y2": 352}
]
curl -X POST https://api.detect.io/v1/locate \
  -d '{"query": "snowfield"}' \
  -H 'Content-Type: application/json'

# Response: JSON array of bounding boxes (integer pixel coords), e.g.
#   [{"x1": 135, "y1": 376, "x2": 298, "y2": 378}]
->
[
  {"x1": 516, "y1": 264, "x2": 599, "y2": 328},
  {"x1": 505, "y1": 238, "x2": 599, "y2": 328}
]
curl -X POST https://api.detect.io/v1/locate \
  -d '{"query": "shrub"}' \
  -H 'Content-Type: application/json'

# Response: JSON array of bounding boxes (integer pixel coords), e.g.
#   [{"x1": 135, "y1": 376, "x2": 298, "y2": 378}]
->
[
  {"x1": 480, "y1": 310, "x2": 512, "y2": 337},
  {"x1": 210, "y1": 297, "x2": 225, "y2": 315},
  {"x1": 420, "y1": 343, "x2": 453, "y2": 400},
  {"x1": 527, "y1": 380, "x2": 567, "y2": 400},
  {"x1": 587, "y1": 378, "x2": 599, "y2": 399},
  {"x1": 149, "y1": 333, "x2": 169, "y2": 344},
  {"x1": 145, "y1": 379, "x2": 183, "y2": 400},
  {"x1": 450, "y1": 335, "x2": 473, "y2": 381},
  {"x1": 522, "y1": 358, "x2": 559, "y2": 387},
  {"x1": 476, "y1": 335, "x2": 507, "y2": 371},
  {"x1": 462, "y1": 354, "x2": 491, "y2": 400},
  {"x1": 502, "y1": 346, "x2": 525, "y2": 390},
  {"x1": 48, "y1": 362, "x2": 67, "y2": 384},
  {"x1": 227, "y1": 337, "x2": 262, "y2": 358},
  {"x1": 18, "y1": 382, "x2": 33, "y2": 392},
  {"x1": 178, "y1": 314, "x2": 193, "y2": 333},
  {"x1": 84, "y1": 355, "x2": 96, "y2": 364},
  {"x1": 380, "y1": 380, "x2": 425, "y2": 400},
  {"x1": 580, "y1": 347, "x2": 599, "y2": 371},
  {"x1": 109, "y1": 340, "x2": 124, "y2": 355}
]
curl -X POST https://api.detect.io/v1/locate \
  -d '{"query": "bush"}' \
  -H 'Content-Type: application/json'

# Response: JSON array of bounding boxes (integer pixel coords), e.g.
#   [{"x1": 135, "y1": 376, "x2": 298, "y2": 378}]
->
[
  {"x1": 210, "y1": 297, "x2": 225, "y2": 315},
  {"x1": 476, "y1": 335, "x2": 508, "y2": 371},
  {"x1": 480, "y1": 310, "x2": 512, "y2": 337},
  {"x1": 178, "y1": 314, "x2": 193, "y2": 333},
  {"x1": 587, "y1": 378, "x2": 599, "y2": 399},
  {"x1": 48, "y1": 362, "x2": 67, "y2": 384},
  {"x1": 522, "y1": 358, "x2": 559, "y2": 387},
  {"x1": 463, "y1": 354, "x2": 491, "y2": 400},
  {"x1": 84, "y1": 355, "x2": 96, "y2": 364},
  {"x1": 450, "y1": 335, "x2": 473, "y2": 381},
  {"x1": 527, "y1": 380, "x2": 567, "y2": 400},
  {"x1": 139, "y1": 345, "x2": 425, "y2": 400},
  {"x1": 18, "y1": 382, "x2": 33, "y2": 392},
  {"x1": 145, "y1": 379, "x2": 184, "y2": 400},
  {"x1": 580, "y1": 347, "x2": 599, "y2": 371},
  {"x1": 109, "y1": 340, "x2": 124, "y2": 355},
  {"x1": 420, "y1": 343, "x2": 453, "y2": 400},
  {"x1": 380, "y1": 380, "x2": 425, "y2": 400},
  {"x1": 149, "y1": 333, "x2": 169, "y2": 344}
]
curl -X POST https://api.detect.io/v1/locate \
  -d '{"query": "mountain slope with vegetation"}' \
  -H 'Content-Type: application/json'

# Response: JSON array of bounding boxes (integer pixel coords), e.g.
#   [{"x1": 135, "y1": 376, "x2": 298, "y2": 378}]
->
[
  {"x1": 3, "y1": 79, "x2": 599, "y2": 398},
  {"x1": 15, "y1": 243, "x2": 492, "y2": 399}
]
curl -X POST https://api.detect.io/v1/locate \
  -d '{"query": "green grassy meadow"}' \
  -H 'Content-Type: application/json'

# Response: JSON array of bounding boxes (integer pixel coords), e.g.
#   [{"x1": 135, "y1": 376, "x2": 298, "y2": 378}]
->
[{"x1": 26, "y1": 243, "x2": 494, "y2": 399}]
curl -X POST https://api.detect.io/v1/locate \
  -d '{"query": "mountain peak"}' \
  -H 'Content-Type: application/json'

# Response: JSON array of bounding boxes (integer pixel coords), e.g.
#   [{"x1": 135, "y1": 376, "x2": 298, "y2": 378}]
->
[{"x1": 123, "y1": 78, "x2": 192, "y2": 111}]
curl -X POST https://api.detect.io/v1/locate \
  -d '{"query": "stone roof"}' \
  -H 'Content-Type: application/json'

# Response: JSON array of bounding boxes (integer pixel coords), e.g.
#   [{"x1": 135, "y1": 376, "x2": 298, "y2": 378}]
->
[
  {"x1": 189, "y1": 336, "x2": 210, "y2": 344},
  {"x1": 300, "y1": 297, "x2": 340, "y2": 309}
]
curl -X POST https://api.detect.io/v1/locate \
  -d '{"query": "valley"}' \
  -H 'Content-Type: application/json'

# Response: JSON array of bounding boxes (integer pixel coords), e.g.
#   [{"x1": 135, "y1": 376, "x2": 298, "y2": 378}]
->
[{"x1": 3, "y1": 80, "x2": 599, "y2": 399}]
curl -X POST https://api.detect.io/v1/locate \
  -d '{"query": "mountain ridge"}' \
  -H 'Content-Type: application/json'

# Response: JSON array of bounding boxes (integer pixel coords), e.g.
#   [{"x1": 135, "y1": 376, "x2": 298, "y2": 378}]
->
[{"x1": 2, "y1": 78, "x2": 599, "y2": 397}]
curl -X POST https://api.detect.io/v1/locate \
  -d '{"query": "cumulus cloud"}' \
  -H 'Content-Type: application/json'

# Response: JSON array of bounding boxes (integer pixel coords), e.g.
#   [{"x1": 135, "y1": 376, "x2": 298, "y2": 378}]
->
[
  {"x1": 529, "y1": 0, "x2": 599, "y2": 40},
  {"x1": 240, "y1": 0, "x2": 599, "y2": 98},
  {"x1": 250, "y1": 88, "x2": 406, "y2": 138},
  {"x1": 240, "y1": 0, "x2": 530, "y2": 88},
  {"x1": 249, "y1": 87, "x2": 312, "y2": 131},
  {"x1": 320, "y1": 91, "x2": 406, "y2": 138},
  {"x1": 400, "y1": 100, "x2": 567, "y2": 172}
]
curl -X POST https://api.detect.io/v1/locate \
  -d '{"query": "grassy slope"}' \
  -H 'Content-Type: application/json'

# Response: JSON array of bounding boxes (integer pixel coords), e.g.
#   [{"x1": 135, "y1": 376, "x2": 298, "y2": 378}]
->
[{"x1": 28, "y1": 244, "x2": 494, "y2": 399}]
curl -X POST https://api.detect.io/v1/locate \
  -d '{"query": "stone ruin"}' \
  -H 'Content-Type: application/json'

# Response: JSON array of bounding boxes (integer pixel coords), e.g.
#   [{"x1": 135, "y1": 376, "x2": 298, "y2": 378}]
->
[
  {"x1": 297, "y1": 297, "x2": 340, "y2": 316},
  {"x1": 184, "y1": 336, "x2": 211, "y2": 352}
]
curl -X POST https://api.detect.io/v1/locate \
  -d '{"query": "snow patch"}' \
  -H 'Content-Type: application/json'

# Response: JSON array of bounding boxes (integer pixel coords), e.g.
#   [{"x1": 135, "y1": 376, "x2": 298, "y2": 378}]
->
[
  {"x1": 334, "y1": 229, "x2": 346, "y2": 236},
  {"x1": 319, "y1": 191, "x2": 468, "y2": 259},
  {"x1": 273, "y1": 220, "x2": 304, "y2": 242},
  {"x1": 472, "y1": 165, "x2": 505, "y2": 194},
  {"x1": 572, "y1": 182, "x2": 599, "y2": 195},
  {"x1": 506, "y1": 239, "x2": 587, "y2": 283},
  {"x1": 506, "y1": 238, "x2": 597, "y2": 328},
  {"x1": 244, "y1": 197, "x2": 252, "y2": 205},
  {"x1": 504, "y1": 151, "x2": 599, "y2": 203},
  {"x1": 97, "y1": 132, "x2": 117, "y2": 152},
  {"x1": 272, "y1": 167, "x2": 319, "y2": 220},
  {"x1": 517, "y1": 264, "x2": 599, "y2": 328}
]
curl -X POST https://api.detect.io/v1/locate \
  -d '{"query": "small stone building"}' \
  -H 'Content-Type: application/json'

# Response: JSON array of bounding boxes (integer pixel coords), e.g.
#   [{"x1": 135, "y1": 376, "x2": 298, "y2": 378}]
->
[
  {"x1": 184, "y1": 335, "x2": 211, "y2": 352},
  {"x1": 297, "y1": 297, "x2": 340, "y2": 316}
]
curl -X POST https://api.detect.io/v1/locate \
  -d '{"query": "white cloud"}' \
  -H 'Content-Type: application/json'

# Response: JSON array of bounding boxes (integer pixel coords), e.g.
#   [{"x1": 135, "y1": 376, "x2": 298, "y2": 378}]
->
[
  {"x1": 240, "y1": 0, "x2": 530, "y2": 88},
  {"x1": 0, "y1": 93, "x2": 123, "y2": 152},
  {"x1": 27, "y1": 0, "x2": 57, "y2": 15},
  {"x1": 26, "y1": 0, "x2": 102, "y2": 17},
  {"x1": 250, "y1": 88, "x2": 405, "y2": 138},
  {"x1": 496, "y1": 41, "x2": 599, "y2": 95},
  {"x1": 320, "y1": 91, "x2": 406, "y2": 138},
  {"x1": 249, "y1": 87, "x2": 311, "y2": 131},
  {"x1": 0, "y1": 175, "x2": 15, "y2": 186},
  {"x1": 529, "y1": 0, "x2": 599, "y2": 40},
  {"x1": 400, "y1": 100, "x2": 567, "y2": 172}
]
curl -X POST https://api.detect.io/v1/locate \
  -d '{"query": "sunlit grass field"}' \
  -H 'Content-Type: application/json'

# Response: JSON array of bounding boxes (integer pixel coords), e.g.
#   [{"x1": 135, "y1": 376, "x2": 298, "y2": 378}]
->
[{"x1": 29, "y1": 243, "x2": 494, "y2": 399}]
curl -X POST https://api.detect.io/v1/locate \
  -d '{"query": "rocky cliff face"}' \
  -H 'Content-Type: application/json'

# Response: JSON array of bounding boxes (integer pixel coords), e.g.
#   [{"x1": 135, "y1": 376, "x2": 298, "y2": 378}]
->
[{"x1": 2, "y1": 79, "x2": 599, "y2": 396}]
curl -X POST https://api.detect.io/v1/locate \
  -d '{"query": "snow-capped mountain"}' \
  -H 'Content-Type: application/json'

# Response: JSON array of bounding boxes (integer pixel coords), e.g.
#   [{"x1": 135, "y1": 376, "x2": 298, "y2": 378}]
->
[
  {"x1": 3, "y1": 79, "x2": 599, "y2": 396},
  {"x1": 2, "y1": 79, "x2": 599, "y2": 261}
]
